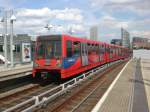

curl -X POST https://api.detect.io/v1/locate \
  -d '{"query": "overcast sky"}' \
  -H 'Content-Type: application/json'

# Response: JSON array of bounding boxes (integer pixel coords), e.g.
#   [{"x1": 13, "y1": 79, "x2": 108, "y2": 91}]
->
[{"x1": 0, "y1": 0, "x2": 149, "y2": 42}]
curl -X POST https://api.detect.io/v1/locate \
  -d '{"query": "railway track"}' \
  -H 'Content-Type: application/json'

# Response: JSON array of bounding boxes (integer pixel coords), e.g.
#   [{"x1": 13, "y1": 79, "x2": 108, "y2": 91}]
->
[
  {"x1": 0, "y1": 80, "x2": 58, "y2": 112},
  {"x1": 36, "y1": 60, "x2": 127, "y2": 112},
  {"x1": 0, "y1": 75, "x2": 33, "y2": 94},
  {"x1": 1, "y1": 59, "x2": 128, "y2": 112}
]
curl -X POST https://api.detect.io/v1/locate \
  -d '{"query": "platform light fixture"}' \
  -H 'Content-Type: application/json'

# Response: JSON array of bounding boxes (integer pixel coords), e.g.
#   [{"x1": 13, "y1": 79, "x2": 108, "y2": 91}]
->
[
  {"x1": 10, "y1": 12, "x2": 16, "y2": 67},
  {"x1": 45, "y1": 24, "x2": 53, "y2": 31}
]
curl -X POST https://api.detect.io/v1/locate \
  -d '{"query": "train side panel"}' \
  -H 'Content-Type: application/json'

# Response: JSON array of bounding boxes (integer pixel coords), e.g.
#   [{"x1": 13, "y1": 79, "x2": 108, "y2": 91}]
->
[{"x1": 32, "y1": 34, "x2": 131, "y2": 80}]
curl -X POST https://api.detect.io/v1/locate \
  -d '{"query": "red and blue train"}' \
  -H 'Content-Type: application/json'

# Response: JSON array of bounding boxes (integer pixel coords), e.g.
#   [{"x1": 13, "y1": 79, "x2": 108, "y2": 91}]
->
[{"x1": 32, "y1": 34, "x2": 131, "y2": 80}]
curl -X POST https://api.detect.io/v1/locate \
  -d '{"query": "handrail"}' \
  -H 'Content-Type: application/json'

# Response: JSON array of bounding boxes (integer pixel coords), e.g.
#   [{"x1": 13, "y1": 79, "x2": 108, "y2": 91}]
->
[{"x1": 3, "y1": 60, "x2": 122, "y2": 112}]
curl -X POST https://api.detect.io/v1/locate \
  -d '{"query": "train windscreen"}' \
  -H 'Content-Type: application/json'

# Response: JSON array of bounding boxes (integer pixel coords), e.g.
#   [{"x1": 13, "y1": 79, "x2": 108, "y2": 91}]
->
[{"x1": 36, "y1": 36, "x2": 61, "y2": 59}]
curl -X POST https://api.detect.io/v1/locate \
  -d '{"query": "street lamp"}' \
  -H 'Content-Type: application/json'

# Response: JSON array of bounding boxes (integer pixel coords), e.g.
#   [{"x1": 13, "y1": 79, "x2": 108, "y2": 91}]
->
[
  {"x1": 3, "y1": 11, "x2": 8, "y2": 67},
  {"x1": 45, "y1": 24, "x2": 53, "y2": 31},
  {"x1": 68, "y1": 26, "x2": 75, "y2": 35},
  {"x1": 10, "y1": 14, "x2": 16, "y2": 67},
  {"x1": 0, "y1": 13, "x2": 7, "y2": 67}
]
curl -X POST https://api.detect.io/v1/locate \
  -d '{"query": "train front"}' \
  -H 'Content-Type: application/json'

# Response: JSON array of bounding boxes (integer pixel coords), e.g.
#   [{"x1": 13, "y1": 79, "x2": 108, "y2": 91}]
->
[{"x1": 32, "y1": 35, "x2": 62, "y2": 80}]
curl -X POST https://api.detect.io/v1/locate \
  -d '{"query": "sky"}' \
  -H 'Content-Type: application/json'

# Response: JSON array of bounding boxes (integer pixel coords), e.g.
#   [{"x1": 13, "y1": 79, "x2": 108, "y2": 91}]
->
[{"x1": 0, "y1": 0, "x2": 150, "y2": 42}]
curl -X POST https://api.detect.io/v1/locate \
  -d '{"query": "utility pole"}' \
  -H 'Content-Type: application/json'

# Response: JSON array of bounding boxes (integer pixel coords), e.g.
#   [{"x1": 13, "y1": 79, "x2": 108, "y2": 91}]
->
[
  {"x1": 10, "y1": 10, "x2": 13, "y2": 67},
  {"x1": 4, "y1": 11, "x2": 8, "y2": 67},
  {"x1": 10, "y1": 10, "x2": 16, "y2": 67}
]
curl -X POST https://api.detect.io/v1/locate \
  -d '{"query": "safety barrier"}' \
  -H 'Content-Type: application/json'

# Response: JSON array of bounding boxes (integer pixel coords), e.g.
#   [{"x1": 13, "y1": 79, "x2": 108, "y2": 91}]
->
[{"x1": 3, "y1": 60, "x2": 122, "y2": 112}]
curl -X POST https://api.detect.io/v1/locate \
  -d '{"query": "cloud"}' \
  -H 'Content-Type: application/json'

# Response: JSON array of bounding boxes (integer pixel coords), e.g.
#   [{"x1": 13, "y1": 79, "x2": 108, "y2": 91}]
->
[
  {"x1": 89, "y1": 0, "x2": 150, "y2": 41},
  {"x1": 16, "y1": 7, "x2": 83, "y2": 22},
  {"x1": 0, "y1": 1, "x2": 149, "y2": 42},
  {"x1": 17, "y1": 7, "x2": 51, "y2": 18},
  {"x1": 90, "y1": 0, "x2": 133, "y2": 7},
  {"x1": 131, "y1": 30, "x2": 150, "y2": 39},
  {"x1": 106, "y1": 0, "x2": 150, "y2": 16},
  {"x1": 14, "y1": 7, "x2": 84, "y2": 35},
  {"x1": 90, "y1": 0, "x2": 150, "y2": 16},
  {"x1": 110, "y1": 0, "x2": 134, "y2": 3},
  {"x1": 99, "y1": 15, "x2": 129, "y2": 29},
  {"x1": 68, "y1": 24, "x2": 85, "y2": 32},
  {"x1": 99, "y1": 15, "x2": 150, "y2": 40}
]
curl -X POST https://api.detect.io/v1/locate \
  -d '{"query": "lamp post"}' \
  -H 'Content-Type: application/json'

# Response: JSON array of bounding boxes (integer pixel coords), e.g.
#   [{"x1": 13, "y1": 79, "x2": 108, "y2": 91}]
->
[
  {"x1": 10, "y1": 12, "x2": 16, "y2": 67},
  {"x1": 45, "y1": 24, "x2": 53, "y2": 31},
  {"x1": 4, "y1": 11, "x2": 8, "y2": 67},
  {"x1": 68, "y1": 26, "x2": 74, "y2": 35},
  {"x1": 0, "y1": 10, "x2": 8, "y2": 67}
]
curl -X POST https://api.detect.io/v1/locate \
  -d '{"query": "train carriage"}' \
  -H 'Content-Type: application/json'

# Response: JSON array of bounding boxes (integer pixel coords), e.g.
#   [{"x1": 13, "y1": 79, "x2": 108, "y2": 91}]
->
[{"x1": 32, "y1": 34, "x2": 131, "y2": 80}]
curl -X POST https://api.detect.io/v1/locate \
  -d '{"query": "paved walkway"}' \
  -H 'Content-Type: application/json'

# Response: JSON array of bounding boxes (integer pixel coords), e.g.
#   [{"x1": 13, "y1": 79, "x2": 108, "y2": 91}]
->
[
  {"x1": 92, "y1": 58, "x2": 150, "y2": 112},
  {"x1": 141, "y1": 59, "x2": 150, "y2": 109},
  {"x1": 0, "y1": 63, "x2": 32, "y2": 72},
  {"x1": 0, "y1": 63, "x2": 33, "y2": 81}
]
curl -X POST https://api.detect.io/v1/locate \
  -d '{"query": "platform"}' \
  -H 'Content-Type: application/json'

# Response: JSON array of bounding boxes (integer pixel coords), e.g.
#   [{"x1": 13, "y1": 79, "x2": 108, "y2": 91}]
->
[
  {"x1": 0, "y1": 63, "x2": 33, "y2": 81},
  {"x1": 92, "y1": 58, "x2": 150, "y2": 112}
]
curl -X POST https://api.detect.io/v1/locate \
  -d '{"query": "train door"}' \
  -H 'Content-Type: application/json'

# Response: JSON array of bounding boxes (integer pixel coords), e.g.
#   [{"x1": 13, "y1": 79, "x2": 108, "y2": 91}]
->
[
  {"x1": 105, "y1": 44, "x2": 109, "y2": 63},
  {"x1": 115, "y1": 47, "x2": 117, "y2": 59},
  {"x1": 96, "y1": 44, "x2": 100, "y2": 62},
  {"x1": 110, "y1": 46, "x2": 112, "y2": 61},
  {"x1": 104, "y1": 44, "x2": 107, "y2": 63},
  {"x1": 81, "y1": 43, "x2": 88, "y2": 66},
  {"x1": 99, "y1": 44, "x2": 103, "y2": 62}
]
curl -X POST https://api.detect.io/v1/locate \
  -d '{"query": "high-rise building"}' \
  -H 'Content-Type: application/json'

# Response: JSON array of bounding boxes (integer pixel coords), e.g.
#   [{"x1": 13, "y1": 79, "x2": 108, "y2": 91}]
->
[
  {"x1": 90, "y1": 26, "x2": 98, "y2": 41},
  {"x1": 111, "y1": 39, "x2": 122, "y2": 46},
  {"x1": 121, "y1": 28, "x2": 130, "y2": 48}
]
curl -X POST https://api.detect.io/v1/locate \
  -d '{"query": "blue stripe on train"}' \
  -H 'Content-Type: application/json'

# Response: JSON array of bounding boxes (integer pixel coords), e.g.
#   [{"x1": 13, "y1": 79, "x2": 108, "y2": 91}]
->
[{"x1": 62, "y1": 56, "x2": 79, "y2": 69}]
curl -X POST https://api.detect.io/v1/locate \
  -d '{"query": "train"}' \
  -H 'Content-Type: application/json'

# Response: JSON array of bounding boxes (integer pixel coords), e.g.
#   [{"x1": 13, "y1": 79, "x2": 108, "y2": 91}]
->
[{"x1": 32, "y1": 34, "x2": 132, "y2": 80}]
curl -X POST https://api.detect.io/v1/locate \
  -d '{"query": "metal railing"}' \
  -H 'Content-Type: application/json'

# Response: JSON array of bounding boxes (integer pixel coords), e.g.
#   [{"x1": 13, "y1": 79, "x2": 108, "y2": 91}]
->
[{"x1": 3, "y1": 60, "x2": 122, "y2": 112}]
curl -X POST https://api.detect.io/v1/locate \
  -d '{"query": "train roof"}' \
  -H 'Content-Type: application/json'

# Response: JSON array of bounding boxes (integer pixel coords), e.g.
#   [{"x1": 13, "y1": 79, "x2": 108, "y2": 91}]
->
[{"x1": 37, "y1": 34, "x2": 128, "y2": 49}]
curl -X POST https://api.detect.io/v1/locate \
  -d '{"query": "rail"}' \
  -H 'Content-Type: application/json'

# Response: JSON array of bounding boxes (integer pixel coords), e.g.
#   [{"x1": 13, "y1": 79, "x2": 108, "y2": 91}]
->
[{"x1": 3, "y1": 60, "x2": 122, "y2": 112}]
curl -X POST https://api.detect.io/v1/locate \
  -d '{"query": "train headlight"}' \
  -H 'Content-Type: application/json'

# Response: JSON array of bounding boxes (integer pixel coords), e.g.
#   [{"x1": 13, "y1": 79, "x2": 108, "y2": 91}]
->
[{"x1": 56, "y1": 59, "x2": 61, "y2": 67}]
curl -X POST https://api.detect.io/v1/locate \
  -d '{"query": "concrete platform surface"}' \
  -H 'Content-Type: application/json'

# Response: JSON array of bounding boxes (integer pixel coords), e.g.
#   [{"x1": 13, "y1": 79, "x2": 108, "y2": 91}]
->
[
  {"x1": 141, "y1": 59, "x2": 150, "y2": 109},
  {"x1": 0, "y1": 63, "x2": 33, "y2": 81},
  {"x1": 92, "y1": 58, "x2": 150, "y2": 112}
]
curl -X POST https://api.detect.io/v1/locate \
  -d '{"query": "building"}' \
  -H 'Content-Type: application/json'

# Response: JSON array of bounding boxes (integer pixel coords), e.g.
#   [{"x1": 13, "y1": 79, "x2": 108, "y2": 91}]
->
[
  {"x1": 121, "y1": 28, "x2": 130, "y2": 48},
  {"x1": 90, "y1": 26, "x2": 98, "y2": 41},
  {"x1": 111, "y1": 39, "x2": 122, "y2": 46},
  {"x1": 132, "y1": 37, "x2": 150, "y2": 49},
  {"x1": 0, "y1": 34, "x2": 32, "y2": 62},
  {"x1": 0, "y1": 34, "x2": 31, "y2": 52}
]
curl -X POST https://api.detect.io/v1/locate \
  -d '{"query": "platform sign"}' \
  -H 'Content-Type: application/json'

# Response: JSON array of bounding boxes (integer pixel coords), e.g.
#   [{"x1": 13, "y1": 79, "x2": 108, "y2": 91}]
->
[{"x1": 22, "y1": 43, "x2": 31, "y2": 62}]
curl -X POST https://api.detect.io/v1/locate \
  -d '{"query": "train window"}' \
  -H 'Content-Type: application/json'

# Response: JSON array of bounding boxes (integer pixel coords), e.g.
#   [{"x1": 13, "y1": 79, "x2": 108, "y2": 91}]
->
[
  {"x1": 37, "y1": 40, "x2": 62, "y2": 59},
  {"x1": 96, "y1": 44, "x2": 99, "y2": 54},
  {"x1": 67, "y1": 41, "x2": 72, "y2": 57},
  {"x1": 85, "y1": 43, "x2": 88, "y2": 54},
  {"x1": 36, "y1": 35, "x2": 62, "y2": 59},
  {"x1": 119, "y1": 48, "x2": 121, "y2": 56},
  {"x1": 87, "y1": 43, "x2": 92, "y2": 53},
  {"x1": 95, "y1": 44, "x2": 97, "y2": 52},
  {"x1": 110, "y1": 47, "x2": 113, "y2": 53},
  {"x1": 81, "y1": 43, "x2": 85, "y2": 54},
  {"x1": 104, "y1": 46, "x2": 106, "y2": 53},
  {"x1": 106, "y1": 45, "x2": 109, "y2": 52},
  {"x1": 100, "y1": 44, "x2": 105, "y2": 54},
  {"x1": 37, "y1": 42, "x2": 45, "y2": 58},
  {"x1": 114, "y1": 48, "x2": 116, "y2": 55},
  {"x1": 73, "y1": 41, "x2": 80, "y2": 56},
  {"x1": 109, "y1": 47, "x2": 111, "y2": 58},
  {"x1": 45, "y1": 40, "x2": 62, "y2": 58},
  {"x1": 92, "y1": 44, "x2": 95, "y2": 51}
]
